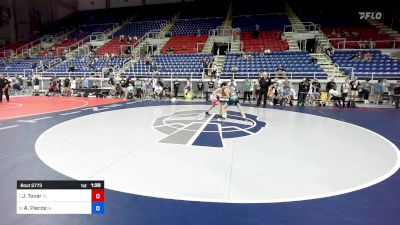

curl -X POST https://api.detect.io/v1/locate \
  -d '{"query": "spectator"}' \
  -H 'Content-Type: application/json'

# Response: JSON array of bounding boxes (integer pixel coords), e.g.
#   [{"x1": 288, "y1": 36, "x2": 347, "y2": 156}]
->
[
  {"x1": 92, "y1": 82, "x2": 99, "y2": 89},
  {"x1": 341, "y1": 78, "x2": 351, "y2": 107},
  {"x1": 374, "y1": 79, "x2": 384, "y2": 104},
  {"x1": 325, "y1": 47, "x2": 334, "y2": 56},
  {"x1": 311, "y1": 57, "x2": 318, "y2": 64},
  {"x1": 350, "y1": 52, "x2": 362, "y2": 60},
  {"x1": 150, "y1": 62, "x2": 158, "y2": 72},
  {"x1": 197, "y1": 79, "x2": 204, "y2": 98},
  {"x1": 253, "y1": 79, "x2": 260, "y2": 101},
  {"x1": 243, "y1": 77, "x2": 252, "y2": 103},
  {"x1": 349, "y1": 77, "x2": 360, "y2": 105},
  {"x1": 228, "y1": 77, "x2": 237, "y2": 88},
  {"x1": 364, "y1": 52, "x2": 372, "y2": 61},
  {"x1": 0, "y1": 74, "x2": 10, "y2": 103},
  {"x1": 254, "y1": 24, "x2": 260, "y2": 39},
  {"x1": 136, "y1": 79, "x2": 143, "y2": 99},
  {"x1": 163, "y1": 84, "x2": 172, "y2": 99},
  {"x1": 184, "y1": 78, "x2": 192, "y2": 95},
  {"x1": 232, "y1": 28, "x2": 238, "y2": 41},
  {"x1": 231, "y1": 65, "x2": 238, "y2": 78},
  {"x1": 393, "y1": 80, "x2": 400, "y2": 108},
  {"x1": 154, "y1": 83, "x2": 163, "y2": 101},
  {"x1": 63, "y1": 78, "x2": 71, "y2": 96},
  {"x1": 329, "y1": 86, "x2": 345, "y2": 107},
  {"x1": 326, "y1": 78, "x2": 337, "y2": 102},
  {"x1": 359, "y1": 79, "x2": 371, "y2": 103},
  {"x1": 297, "y1": 78, "x2": 310, "y2": 106},
  {"x1": 278, "y1": 85, "x2": 294, "y2": 106},
  {"x1": 382, "y1": 79, "x2": 390, "y2": 103},
  {"x1": 33, "y1": 76, "x2": 40, "y2": 95},
  {"x1": 275, "y1": 65, "x2": 286, "y2": 78},
  {"x1": 211, "y1": 62, "x2": 218, "y2": 79},
  {"x1": 126, "y1": 83, "x2": 134, "y2": 99},
  {"x1": 309, "y1": 78, "x2": 321, "y2": 105}
]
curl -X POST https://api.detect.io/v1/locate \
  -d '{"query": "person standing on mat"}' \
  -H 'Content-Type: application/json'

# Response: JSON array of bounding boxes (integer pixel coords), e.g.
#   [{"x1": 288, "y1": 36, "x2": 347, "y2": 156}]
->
[
  {"x1": 0, "y1": 74, "x2": 10, "y2": 103},
  {"x1": 257, "y1": 72, "x2": 271, "y2": 107},
  {"x1": 173, "y1": 78, "x2": 180, "y2": 98},
  {"x1": 205, "y1": 82, "x2": 226, "y2": 116},
  {"x1": 221, "y1": 83, "x2": 246, "y2": 119}
]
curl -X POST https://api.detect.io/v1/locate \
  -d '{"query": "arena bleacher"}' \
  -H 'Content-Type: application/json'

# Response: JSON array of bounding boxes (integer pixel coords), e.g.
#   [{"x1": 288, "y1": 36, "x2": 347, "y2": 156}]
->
[{"x1": 222, "y1": 51, "x2": 326, "y2": 79}]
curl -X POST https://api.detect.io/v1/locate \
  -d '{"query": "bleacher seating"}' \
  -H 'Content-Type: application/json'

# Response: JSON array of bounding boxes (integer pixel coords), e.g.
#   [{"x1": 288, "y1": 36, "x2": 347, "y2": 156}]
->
[
  {"x1": 330, "y1": 50, "x2": 400, "y2": 80},
  {"x1": 222, "y1": 51, "x2": 326, "y2": 79},
  {"x1": 95, "y1": 38, "x2": 135, "y2": 56},
  {"x1": 0, "y1": 42, "x2": 29, "y2": 53},
  {"x1": 160, "y1": 35, "x2": 208, "y2": 54},
  {"x1": 170, "y1": 18, "x2": 222, "y2": 35},
  {"x1": 0, "y1": 56, "x2": 54, "y2": 75},
  {"x1": 232, "y1": 14, "x2": 289, "y2": 52},
  {"x1": 115, "y1": 21, "x2": 167, "y2": 38},
  {"x1": 43, "y1": 56, "x2": 128, "y2": 77},
  {"x1": 232, "y1": 14, "x2": 290, "y2": 31},
  {"x1": 323, "y1": 27, "x2": 395, "y2": 49},
  {"x1": 124, "y1": 53, "x2": 211, "y2": 78},
  {"x1": 241, "y1": 31, "x2": 288, "y2": 52}
]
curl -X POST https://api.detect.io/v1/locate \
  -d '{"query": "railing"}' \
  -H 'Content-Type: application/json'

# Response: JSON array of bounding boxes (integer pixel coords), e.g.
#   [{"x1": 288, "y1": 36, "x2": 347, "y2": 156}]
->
[
  {"x1": 80, "y1": 23, "x2": 119, "y2": 30},
  {"x1": 15, "y1": 38, "x2": 41, "y2": 56},
  {"x1": 1, "y1": 49, "x2": 14, "y2": 58},
  {"x1": 90, "y1": 32, "x2": 107, "y2": 42},
  {"x1": 332, "y1": 39, "x2": 400, "y2": 49},
  {"x1": 353, "y1": 72, "x2": 400, "y2": 80},
  {"x1": 66, "y1": 35, "x2": 91, "y2": 56},
  {"x1": 196, "y1": 43, "x2": 206, "y2": 53},
  {"x1": 41, "y1": 71, "x2": 104, "y2": 79},
  {"x1": 122, "y1": 57, "x2": 132, "y2": 70},
  {"x1": 40, "y1": 35, "x2": 55, "y2": 50},
  {"x1": 209, "y1": 26, "x2": 233, "y2": 37},
  {"x1": 122, "y1": 71, "x2": 203, "y2": 79},
  {"x1": 49, "y1": 57, "x2": 62, "y2": 68},
  {"x1": 0, "y1": 69, "x2": 34, "y2": 77},
  {"x1": 218, "y1": 71, "x2": 328, "y2": 80},
  {"x1": 335, "y1": 64, "x2": 354, "y2": 78},
  {"x1": 54, "y1": 31, "x2": 65, "y2": 42},
  {"x1": 119, "y1": 29, "x2": 157, "y2": 56},
  {"x1": 283, "y1": 22, "x2": 320, "y2": 33}
]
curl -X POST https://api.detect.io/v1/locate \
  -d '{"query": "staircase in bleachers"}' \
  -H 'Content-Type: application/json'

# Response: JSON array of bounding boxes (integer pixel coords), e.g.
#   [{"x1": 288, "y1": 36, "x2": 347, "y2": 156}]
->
[
  {"x1": 330, "y1": 50, "x2": 400, "y2": 80},
  {"x1": 368, "y1": 19, "x2": 400, "y2": 41},
  {"x1": 124, "y1": 53, "x2": 211, "y2": 78},
  {"x1": 221, "y1": 51, "x2": 327, "y2": 79}
]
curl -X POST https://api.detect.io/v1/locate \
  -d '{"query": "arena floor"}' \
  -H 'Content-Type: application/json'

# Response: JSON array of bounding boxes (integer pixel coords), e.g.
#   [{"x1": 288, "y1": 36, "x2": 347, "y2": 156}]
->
[{"x1": 1, "y1": 96, "x2": 400, "y2": 225}]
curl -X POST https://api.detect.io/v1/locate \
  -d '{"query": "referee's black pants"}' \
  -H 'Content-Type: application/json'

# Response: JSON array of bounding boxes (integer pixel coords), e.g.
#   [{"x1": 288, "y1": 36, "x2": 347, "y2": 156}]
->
[
  {"x1": 0, "y1": 89, "x2": 9, "y2": 102},
  {"x1": 257, "y1": 88, "x2": 268, "y2": 107}
]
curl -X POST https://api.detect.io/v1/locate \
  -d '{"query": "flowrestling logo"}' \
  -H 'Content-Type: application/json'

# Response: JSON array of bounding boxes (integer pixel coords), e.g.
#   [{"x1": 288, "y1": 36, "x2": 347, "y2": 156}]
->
[
  {"x1": 152, "y1": 110, "x2": 266, "y2": 148},
  {"x1": 359, "y1": 12, "x2": 382, "y2": 20}
]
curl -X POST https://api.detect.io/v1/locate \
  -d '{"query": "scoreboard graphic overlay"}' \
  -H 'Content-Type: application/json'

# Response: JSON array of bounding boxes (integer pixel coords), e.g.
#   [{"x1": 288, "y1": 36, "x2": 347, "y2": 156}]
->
[{"x1": 16, "y1": 180, "x2": 104, "y2": 214}]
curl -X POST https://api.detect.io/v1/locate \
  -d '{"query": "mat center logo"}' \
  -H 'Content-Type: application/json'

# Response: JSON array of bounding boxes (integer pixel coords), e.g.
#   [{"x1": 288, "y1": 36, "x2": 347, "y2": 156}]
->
[{"x1": 152, "y1": 110, "x2": 266, "y2": 147}]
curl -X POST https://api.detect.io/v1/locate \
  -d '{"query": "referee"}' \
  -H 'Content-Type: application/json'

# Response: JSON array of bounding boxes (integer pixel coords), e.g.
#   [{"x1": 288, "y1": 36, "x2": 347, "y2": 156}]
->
[{"x1": 256, "y1": 72, "x2": 271, "y2": 107}]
